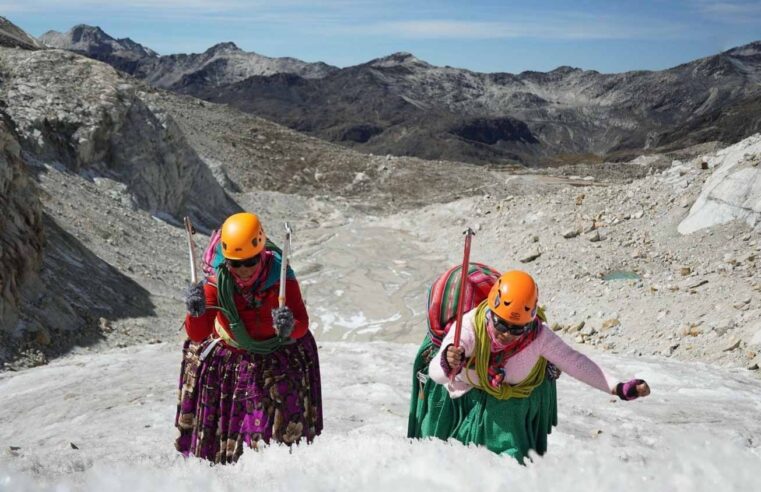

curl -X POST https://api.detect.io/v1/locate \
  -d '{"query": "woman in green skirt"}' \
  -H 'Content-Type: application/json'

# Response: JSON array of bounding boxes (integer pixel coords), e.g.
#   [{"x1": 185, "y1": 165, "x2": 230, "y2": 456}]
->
[{"x1": 409, "y1": 270, "x2": 649, "y2": 463}]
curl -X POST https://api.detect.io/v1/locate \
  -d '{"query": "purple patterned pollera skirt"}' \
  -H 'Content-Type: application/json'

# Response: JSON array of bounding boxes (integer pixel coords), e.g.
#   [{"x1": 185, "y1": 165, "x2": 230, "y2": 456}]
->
[{"x1": 175, "y1": 332, "x2": 323, "y2": 463}]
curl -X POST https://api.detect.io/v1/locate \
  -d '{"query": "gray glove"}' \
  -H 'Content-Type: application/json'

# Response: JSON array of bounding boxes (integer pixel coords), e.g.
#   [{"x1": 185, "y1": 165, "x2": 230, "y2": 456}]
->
[
  {"x1": 184, "y1": 281, "x2": 206, "y2": 317},
  {"x1": 546, "y1": 362, "x2": 562, "y2": 381},
  {"x1": 272, "y1": 306, "x2": 295, "y2": 338}
]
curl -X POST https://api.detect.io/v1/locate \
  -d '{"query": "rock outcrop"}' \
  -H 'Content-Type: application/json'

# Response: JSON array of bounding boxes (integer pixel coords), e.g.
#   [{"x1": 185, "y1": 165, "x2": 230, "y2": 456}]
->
[
  {"x1": 0, "y1": 46, "x2": 236, "y2": 227},
  {"x1": 679, "y1": 135, "x2": 761, "y2": 234},
  {"x1": 0, "y1": 115, "x2": 44, "y2": 351},
  {"x1": 0, "y1": 18, "x2": 240, "y2": 367}
]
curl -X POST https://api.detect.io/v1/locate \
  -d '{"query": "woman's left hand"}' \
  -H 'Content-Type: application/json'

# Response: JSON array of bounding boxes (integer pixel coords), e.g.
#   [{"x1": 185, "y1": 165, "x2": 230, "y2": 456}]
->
[{"x1": 272, "y1": 306, "x2": 295, "y2": 338}]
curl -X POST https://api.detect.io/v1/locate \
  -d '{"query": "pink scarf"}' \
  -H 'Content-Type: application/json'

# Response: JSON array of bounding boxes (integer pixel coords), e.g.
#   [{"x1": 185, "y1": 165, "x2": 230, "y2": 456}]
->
[
  {"x1": 483, "y1": 313, "x2": 539, "y2": 388},
  {"x1": 229, "y1": 250, "x2": 272, "y2": 291},
  {"x1": 485, "y1": 313, "x2": 537, "y2": 355}
]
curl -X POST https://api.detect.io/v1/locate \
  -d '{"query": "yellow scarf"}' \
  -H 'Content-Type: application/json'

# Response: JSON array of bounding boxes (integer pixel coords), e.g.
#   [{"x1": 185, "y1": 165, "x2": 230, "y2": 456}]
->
[
  {"x1": 214, "y1": 318, "x2": 242, "y2": 349},
  {"x1": 464, "y1": 301, "x2": 547, "y2": 400}
]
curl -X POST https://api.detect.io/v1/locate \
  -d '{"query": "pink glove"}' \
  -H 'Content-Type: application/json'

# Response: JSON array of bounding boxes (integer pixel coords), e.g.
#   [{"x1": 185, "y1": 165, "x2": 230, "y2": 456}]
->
[{"x1": 616, "y1": 379, "x2": 648, "y2": 401}]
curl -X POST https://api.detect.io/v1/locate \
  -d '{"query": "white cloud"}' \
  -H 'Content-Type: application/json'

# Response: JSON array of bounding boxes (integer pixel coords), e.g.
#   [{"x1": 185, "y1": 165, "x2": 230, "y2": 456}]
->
[
  {"x1": 696, "y1": 1, "x2": 761, "y2": 23},
  {"x1": 348, "y1": 16, "x2": 690, "y2": 41},
  {"x1": 3, "y1": 0, "x2": 378, "y2": 15},
  {"x1": 4, "y1": 0, "x2": 394, "y2": 29},
  {"x1": 7, "y1": 0, "x2": 275, "y2": 17},
  {"x1": 0, "y1": 3, "x2": 32, "y2": 13}
]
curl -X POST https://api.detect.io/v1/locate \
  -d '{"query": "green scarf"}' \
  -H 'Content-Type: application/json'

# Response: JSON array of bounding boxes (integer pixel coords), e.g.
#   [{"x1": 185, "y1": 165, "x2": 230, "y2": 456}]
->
[{"x1": 214, "y1": 267, "x2": 290, "y2": 354}]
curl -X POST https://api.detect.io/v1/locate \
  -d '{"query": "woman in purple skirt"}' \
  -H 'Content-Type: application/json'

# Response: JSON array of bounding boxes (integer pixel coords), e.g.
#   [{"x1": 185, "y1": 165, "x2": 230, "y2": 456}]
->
[{"x1": 175, "y1": 212, "x2": 322, "y2": 463}]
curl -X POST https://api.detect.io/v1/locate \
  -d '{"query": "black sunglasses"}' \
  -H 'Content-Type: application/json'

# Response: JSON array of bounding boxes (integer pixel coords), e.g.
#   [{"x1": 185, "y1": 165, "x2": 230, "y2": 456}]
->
[
  {"x1": 228, "y1": 256, "x2": 261, "y2": 268},
  {"x1": 491, "y1": 312, "x2": 532, "y2": 336}
]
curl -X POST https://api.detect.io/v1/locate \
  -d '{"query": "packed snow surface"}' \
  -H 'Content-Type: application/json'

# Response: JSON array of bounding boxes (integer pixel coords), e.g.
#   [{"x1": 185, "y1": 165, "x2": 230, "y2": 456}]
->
[{"x1": 1, "y1": 340, "x2": 760, "y2": 491}]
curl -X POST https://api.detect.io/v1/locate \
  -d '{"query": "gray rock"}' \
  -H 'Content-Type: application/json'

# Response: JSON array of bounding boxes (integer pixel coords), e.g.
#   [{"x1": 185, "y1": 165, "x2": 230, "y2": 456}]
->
[
  {"x1": 585, "y1": 230, "x2": 603, "y2": 242},
  {"x1": 749, "y1": 323, "x2": 761, "y2": 347},
  {"x1": 580, "y1": 325, "x2": 596, "y2": 337},
  {"x1": 680, "y1": 278, "x2": 709, "y2": 290},
  {"x1": 739, "y1": 252, "x2": 756, "y2": 263},
  {"x1": 679, "y1": 137, "x2": 761, "y2": 234},
  {"x1": 723, "y1": 337, "x2": 742, "y2": 352},
  {"x1": 567, "y1": 321, "x2": 585, "y2": 333},
  {"x1": 520, "y1": 250, "x2": 542, "y2": 263},
  {"x1": 713, "y1": 319, "x2": 735, "y2": 336}
]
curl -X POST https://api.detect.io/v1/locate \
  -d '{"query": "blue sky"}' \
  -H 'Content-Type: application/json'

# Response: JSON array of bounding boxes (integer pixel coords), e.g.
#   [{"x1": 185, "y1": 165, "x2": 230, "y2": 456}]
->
[{"x1": 6, "y1": 1, "x2": 761, "y2": 74}]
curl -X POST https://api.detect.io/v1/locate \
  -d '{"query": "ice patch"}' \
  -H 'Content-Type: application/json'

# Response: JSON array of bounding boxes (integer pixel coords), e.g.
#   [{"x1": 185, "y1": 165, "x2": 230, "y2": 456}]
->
[
  {"x1": 2, "y1": 337, "x2": 761, "y2": 491},
  {"x1": 314, "y1": 308, "x2": 402, "y2": 337},
  {"x1": 315, "y1": 309, "x2": 369, "y2": 334}
]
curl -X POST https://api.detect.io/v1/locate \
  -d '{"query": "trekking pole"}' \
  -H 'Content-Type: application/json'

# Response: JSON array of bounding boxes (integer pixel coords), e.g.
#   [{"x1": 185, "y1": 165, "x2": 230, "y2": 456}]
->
[
  {"x1": 183, "y1": 216, "x2": 198, "y2": 284},
  {"x1": 450, "y1": 227, "x2": 475, "y2": 382},
  {"x1": 278, "y1": 222, "x2": 292, "y2": 308}
]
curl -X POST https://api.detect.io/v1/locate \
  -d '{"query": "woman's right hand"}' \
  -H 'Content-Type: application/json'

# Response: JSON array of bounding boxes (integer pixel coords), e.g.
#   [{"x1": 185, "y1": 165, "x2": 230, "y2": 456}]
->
[
  {"x1": 185, "y1": 281, "x2": 206, "y2": 317},
  {"x1": 446, "y1": 345, "x2": 465, "y2": 370}
]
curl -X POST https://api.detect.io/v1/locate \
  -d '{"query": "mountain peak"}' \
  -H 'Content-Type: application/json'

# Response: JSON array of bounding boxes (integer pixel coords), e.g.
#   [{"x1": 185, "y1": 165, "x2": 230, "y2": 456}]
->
[
  {"x1": 40, "y1": 24, "x2": 159, "y2": 69},
  {"x1": 206, "y1": 42, "x2": 242, "y2": 55},
  {"x1": 725, "y1": 40, "x2": 761, "y2": 58},
  {"x1": 0, "y1": 16, "x2": 43, "y2": 50},
  {"x1": 368, "y1": 52, "x2": 429, "y2": 68},
  {"x1": 550, "y1": 65, "x2": 583, "y2": 74},
  {"x1": 117, "y1": 37, "x2": 158, "y2": 57},
  {"x1": 69, "y1": 24, "x2": 112, "y2": 42}
]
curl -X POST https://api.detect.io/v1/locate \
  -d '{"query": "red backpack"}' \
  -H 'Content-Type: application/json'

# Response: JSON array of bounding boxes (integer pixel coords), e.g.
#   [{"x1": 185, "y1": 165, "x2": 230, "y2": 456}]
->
[{"x1": 426, "y1": 263, "x2": 501, "y2": 347}]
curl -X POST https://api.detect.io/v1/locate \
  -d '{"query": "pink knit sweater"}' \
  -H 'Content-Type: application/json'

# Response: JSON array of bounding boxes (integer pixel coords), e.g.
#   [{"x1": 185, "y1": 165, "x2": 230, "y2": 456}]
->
[{"x1": 429, "y1": 309, "x2": 619, "y2": 398}]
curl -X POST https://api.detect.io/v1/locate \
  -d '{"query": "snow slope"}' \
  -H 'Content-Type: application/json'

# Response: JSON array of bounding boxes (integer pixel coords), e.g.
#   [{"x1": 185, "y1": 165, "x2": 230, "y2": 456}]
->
[{"x1": 1, "y1": 340, "x2": 760, "y2": 491}]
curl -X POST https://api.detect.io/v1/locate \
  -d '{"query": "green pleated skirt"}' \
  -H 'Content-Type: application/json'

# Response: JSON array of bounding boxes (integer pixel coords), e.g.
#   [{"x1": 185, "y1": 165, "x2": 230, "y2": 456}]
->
[{"x1": 408, "y1": 335, "x2": 558, "y2": 464}]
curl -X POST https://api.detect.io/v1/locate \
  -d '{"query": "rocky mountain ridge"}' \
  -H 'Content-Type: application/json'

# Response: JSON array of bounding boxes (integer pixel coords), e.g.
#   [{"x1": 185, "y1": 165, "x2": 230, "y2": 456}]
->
[
  {"x1": 199, "y1": 43, "x2": 761, "y2": 166},
  {"x1": 0, "y1": 16, "x2": 42, "y2": 49},
  {"x1": 44, "y1": 23, "x2": 761, "y2": 166},
  {"x1": 40, "y1": 25, "x2": 338, "y2": 91}
]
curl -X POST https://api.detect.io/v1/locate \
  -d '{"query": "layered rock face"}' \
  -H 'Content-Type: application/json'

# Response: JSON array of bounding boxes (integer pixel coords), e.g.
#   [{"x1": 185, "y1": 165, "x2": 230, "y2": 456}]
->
[
  {"x1": 0, "y1": 116, "x2": 43, "y2": 346},
  {"x1": 0, "y1": 47, "x2": 236, "y2": 227},
  {"x1": 0, "y1": 18, "x2": 241, "y2": 366}
]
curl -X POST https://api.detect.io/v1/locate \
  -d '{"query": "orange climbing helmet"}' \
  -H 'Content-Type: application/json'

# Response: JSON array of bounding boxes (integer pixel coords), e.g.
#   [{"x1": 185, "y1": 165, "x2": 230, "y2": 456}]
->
[
  {"x1": 487, "y1": 270, "x2": 539, "y2": 325},
  {"x1": 220, "y1": 212, "x2": 266, "y2": 260}
]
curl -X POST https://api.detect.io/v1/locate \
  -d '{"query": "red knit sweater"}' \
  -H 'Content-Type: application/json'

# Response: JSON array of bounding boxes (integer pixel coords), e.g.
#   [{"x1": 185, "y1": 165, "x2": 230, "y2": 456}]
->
[{"x1": 184, "y1": 278, "x2": 309, "y2": 342}]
